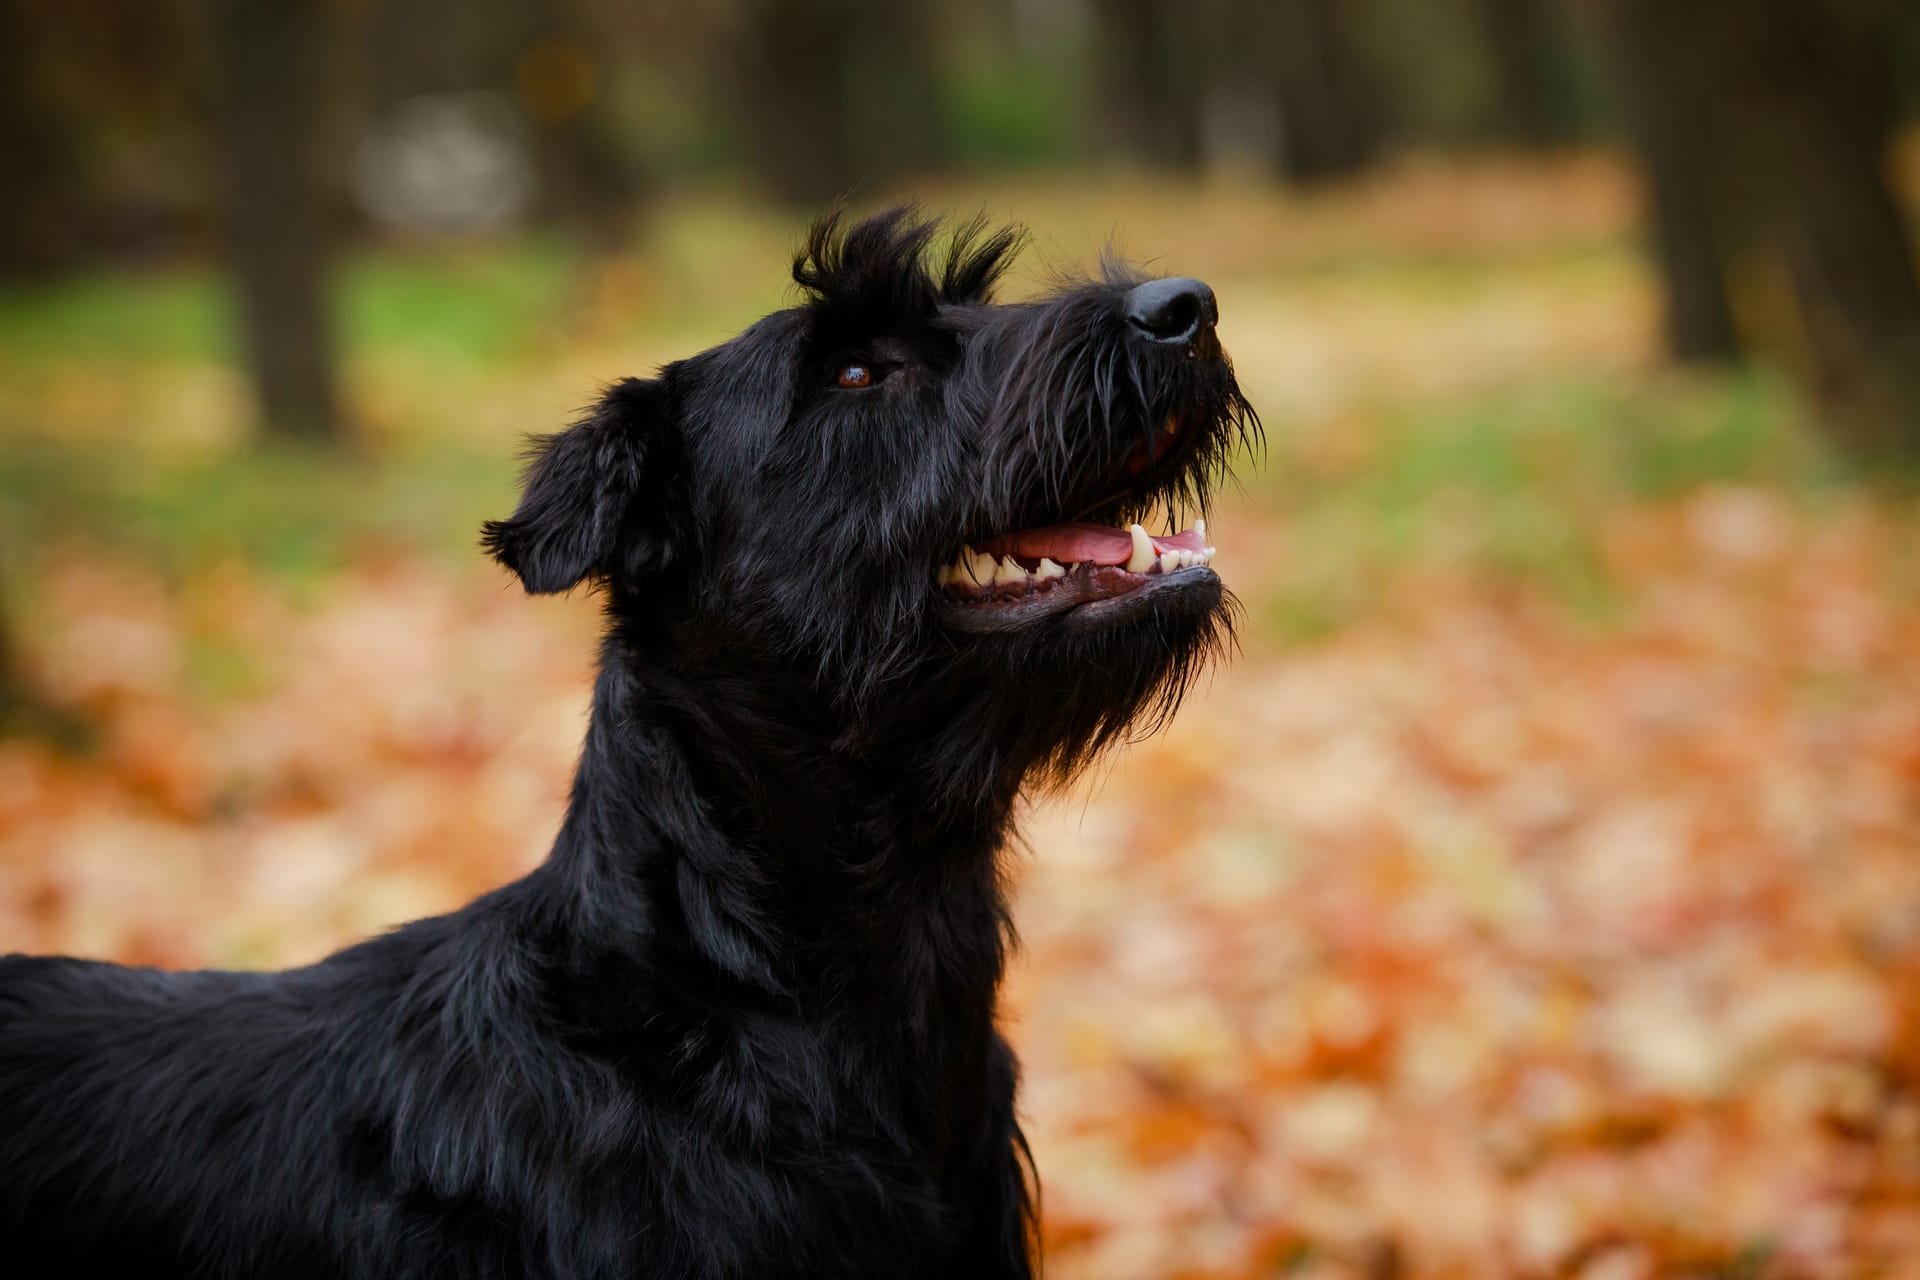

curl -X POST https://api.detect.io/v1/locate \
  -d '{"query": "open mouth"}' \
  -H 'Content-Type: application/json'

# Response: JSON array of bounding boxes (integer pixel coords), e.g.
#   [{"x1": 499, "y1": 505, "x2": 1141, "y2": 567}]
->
[
  {"x1": 936, "y1": 401, "x2": 1238, "y2": 629},
  {"x1": 938, "y1": 517, "x2": 1217, "y2": 621},
  {"x1": 936, "y1": 341, "x2": 1255, "y2": 629}
]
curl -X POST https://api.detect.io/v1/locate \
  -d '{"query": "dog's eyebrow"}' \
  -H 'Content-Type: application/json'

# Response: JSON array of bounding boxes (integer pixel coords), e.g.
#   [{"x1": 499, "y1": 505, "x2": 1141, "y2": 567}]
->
[
  {"x1": 793, "y1": 206, "x2": 1025, "y2": 321},
  {"x1": 937, "y1": 213, "x2": 1025, "y2": 304}
]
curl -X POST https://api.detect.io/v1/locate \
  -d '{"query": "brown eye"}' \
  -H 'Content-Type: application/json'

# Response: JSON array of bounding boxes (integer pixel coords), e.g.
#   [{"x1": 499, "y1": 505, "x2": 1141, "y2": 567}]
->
[{"x1": 836, "y1": 363, "x2": 873, "y2": 389}]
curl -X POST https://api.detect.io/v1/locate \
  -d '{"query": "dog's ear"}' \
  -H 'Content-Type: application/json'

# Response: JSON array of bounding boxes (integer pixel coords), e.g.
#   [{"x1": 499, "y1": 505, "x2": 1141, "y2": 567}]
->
[{"x1": 482, "y1": 377, "x2": 677, "y2": 594}]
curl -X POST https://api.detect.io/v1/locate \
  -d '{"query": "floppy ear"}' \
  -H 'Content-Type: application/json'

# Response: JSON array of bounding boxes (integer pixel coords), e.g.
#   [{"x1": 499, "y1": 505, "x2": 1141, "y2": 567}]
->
[{"x1": 482, "y1": 377, "x2": 677, "y2": 594}]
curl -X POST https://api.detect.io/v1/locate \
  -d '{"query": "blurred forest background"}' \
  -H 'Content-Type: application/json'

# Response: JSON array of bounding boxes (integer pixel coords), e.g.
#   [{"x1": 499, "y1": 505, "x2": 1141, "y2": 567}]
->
[{"x1": 4, "y1": 2, "x2": 1920, "y2": 1276}]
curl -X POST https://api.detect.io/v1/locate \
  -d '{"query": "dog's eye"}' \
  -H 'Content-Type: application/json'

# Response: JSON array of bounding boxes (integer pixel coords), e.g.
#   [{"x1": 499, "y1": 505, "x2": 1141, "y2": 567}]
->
[{"x1": 835, "y1": 363, "x2": 874, "y2": 389}]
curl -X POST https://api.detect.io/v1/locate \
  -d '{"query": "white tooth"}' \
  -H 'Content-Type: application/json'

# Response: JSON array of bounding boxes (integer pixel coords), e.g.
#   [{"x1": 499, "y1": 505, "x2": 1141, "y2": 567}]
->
[
  {"x1": 967, "y1": 550, "x2": 998, "y2": 584},
  {"x1": 1159, "y1": 551, "x2": 1179, "y2": 574},
  {"x1": 1126, "y1": 524, "x2": 1156, "y2": 573},
  {"x1": 1204, "y1": 546, "x2": 1217, "y2": 559},
  {"x1": 1195, "y1": 518, "x2": 1207, "y2": 541},
  {"x1": 1035, "y1": 557, "x2": 1066, "y2": 580},
  {"x1": 993, "y1": 555, "x2": 1029, "y2": 585}
]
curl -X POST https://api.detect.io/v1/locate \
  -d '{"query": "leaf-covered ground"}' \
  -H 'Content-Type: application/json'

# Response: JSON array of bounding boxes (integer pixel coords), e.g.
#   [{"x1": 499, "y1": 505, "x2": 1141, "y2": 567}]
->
[
  {"x1": 4, "y1": 157, "x2": 1919, "y2": 1277},
  {"x1": 1016, "y1": 491, "x2": 1920, "y2": 1278}
]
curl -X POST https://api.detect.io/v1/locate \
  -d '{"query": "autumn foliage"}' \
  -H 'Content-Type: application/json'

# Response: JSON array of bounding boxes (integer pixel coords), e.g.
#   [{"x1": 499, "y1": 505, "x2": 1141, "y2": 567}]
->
[{"x1": 4, "y1": 161, "x2": 1919, "y2": 1277}]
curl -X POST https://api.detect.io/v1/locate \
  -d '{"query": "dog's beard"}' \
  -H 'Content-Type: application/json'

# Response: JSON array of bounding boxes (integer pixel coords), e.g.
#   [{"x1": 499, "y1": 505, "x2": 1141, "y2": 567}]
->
[
  {"x1": 897, "y1": 371, "x2": 1249, "y2": 792},
  {"x1": 972, "y1": 288, "x2": 1257, "y2": 528},
  {"x1": 935, "y1": 322, "x2": 1256, "y2": 642},
  {"x1": 928, "y1": 277, "x2": 1255, "y2": 604},
  {"x1": 901, "y1": 579, "x2": 1237, "y2": 805}
]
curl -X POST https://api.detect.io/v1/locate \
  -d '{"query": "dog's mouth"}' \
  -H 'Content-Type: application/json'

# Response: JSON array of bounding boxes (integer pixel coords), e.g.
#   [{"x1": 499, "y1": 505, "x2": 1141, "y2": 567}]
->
[
  {"x1": 935, "y1": 518, "x2": 1218, "y2": 630},
  {"x1": 938, "y1": 389, "x2": 1227, "y2": 630},
  {"x1": 941, "y1": 519, "x2": 1214, "y2": 590},
  {"x1": 939, "y1": 370, "x2": 1248, "y2": 632}
]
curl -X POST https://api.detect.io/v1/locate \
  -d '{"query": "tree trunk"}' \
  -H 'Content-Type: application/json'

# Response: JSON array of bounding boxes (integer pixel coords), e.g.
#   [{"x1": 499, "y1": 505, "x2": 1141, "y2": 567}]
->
[
  {"x1": 724, "y1": 0, "x2": 944, "y2": 207},
  {"x1": 212, "y1": 0, "x2": 342, "y2": 441},
  {"x1": 1582, "y1": 0, "x2": 1746, "y2": 361},
  {"x1": 1587, "y1": 0, "x2": 1920, "y2": 456},
  {"x1": 1268, "y1": 0, "x2": 1379, "y2": 184},
  {"x1": 1732, "y1": 0, "x2": 1920, "y2": 458},
  {"x1": 841, "y1": 0, "x2": 944, "y2": 184},
  {"x1": 1469, "y1": 0, "x2": 1577, "y2": 146},
  {"x1": 1092, "y1": 0, "x2": 1205, "y2": 169},
  {"x1": 0, "y1": 0, "x2": 76, "y2": 277}
]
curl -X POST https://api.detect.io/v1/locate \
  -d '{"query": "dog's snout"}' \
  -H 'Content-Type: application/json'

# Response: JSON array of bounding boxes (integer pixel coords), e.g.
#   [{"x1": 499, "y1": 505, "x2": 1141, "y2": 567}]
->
[{"x1": 1124, "y1": 277, "x2": 1218, "y2": 346}]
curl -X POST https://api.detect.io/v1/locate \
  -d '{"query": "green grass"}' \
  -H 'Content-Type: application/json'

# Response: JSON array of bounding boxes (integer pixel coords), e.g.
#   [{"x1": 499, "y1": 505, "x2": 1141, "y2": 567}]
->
[
  {"x1": 1248, "y1": 370, "x2": 1825, "y2": 642},
  {"x1": 0, "y1": 237, "x2": 579, "y2": 370},
  {"x1": 0, "y1": 268, "x2": 229, "y2": 365},
  {"x1": 0, "y1": 437, "x2": 515, "y2": 582},
  {"x1": 0, "y1": 206, "x2": 1857, "y2": 655},
  {"x1": 341, "y1": 238, "x2": 579, "y2": 365}
]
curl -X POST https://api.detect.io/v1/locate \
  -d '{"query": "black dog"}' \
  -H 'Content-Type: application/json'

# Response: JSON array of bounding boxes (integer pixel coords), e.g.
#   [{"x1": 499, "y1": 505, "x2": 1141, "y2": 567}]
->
[{"x1": 0, "y1": 208, "x2": 1255, "y2": 1278}]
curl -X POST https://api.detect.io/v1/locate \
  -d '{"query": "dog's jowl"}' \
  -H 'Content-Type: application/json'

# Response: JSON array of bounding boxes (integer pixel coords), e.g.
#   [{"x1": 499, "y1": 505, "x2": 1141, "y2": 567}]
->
[{"x1": 0, "y1": 209, "x2": 1256, "y2": 1279}]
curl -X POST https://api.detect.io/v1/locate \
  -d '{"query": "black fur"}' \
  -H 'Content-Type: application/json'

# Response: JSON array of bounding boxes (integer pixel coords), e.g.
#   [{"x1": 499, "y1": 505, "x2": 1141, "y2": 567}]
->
[{"x1": 0, "y1": 207, "x2": 1256, "y2": 1278}]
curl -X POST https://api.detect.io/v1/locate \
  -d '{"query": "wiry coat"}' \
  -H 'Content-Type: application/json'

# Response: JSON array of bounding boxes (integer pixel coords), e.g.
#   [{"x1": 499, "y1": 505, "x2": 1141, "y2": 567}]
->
[{"x1": 0, "y1": 208, "x2": 1254, "y2": 1278}]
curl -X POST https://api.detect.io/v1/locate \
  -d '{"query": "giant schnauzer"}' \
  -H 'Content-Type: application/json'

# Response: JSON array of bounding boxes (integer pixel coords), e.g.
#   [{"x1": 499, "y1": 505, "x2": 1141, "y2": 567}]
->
[{"x1": 0, "y1": 208, "x2": 1255, "y2": 1278}]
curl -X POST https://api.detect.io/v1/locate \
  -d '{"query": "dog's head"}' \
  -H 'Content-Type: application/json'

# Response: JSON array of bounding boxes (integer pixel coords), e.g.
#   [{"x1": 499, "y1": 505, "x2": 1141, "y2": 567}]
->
[{"x1": 485, "y1": 208, "x2": 1257, "y2": 788}]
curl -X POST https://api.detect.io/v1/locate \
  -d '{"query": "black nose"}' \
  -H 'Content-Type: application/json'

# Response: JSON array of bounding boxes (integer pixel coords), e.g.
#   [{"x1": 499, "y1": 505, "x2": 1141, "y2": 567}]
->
[{"x1": 1124, "y1": 277, "x2": 1218, "y2": 345}]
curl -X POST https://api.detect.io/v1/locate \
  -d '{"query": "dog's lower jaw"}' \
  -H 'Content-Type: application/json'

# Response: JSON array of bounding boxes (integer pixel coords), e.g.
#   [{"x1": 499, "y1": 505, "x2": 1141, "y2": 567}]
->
[{"x1": 940, "y1": 562, "x2": 1222, "y2": 632}]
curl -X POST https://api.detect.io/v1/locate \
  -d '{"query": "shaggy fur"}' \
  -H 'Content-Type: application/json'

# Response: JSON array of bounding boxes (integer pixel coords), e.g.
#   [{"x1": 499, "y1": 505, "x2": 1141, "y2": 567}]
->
[{"x1": 0, "y1": 207, "x2": 1256, "y2": 1278}]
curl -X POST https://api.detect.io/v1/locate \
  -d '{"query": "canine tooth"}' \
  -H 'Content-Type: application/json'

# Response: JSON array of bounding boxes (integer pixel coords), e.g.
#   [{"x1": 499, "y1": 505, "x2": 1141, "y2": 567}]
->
[
  {"x1": 1195, "y1": 518, "x2": 1207, "y2": 541},
  {"x1": 1159, "y1": 551, "x2": 1179, "y2": 574},
  {"x1": 993, "y1": 555, "x2": 1029, "y2": 585},
  {"x1": 1035, "y1": 557, "x2": 1066, "y2": 580},
  {"x1": 1125, "y1": 524, "x2": 1156, "y2": 573}
]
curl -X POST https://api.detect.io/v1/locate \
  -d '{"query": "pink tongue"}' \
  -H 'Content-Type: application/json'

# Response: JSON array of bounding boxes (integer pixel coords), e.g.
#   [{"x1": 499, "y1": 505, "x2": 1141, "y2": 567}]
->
[{"x1": 982, "y1": 523, "x2": 1205, "y2": 566}]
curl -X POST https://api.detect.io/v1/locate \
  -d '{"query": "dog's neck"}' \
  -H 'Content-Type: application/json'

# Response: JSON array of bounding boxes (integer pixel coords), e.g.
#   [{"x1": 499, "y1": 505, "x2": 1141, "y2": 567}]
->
[{"x1": 529, "y1": 629, "x2": 1021, "y2": 1039}]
